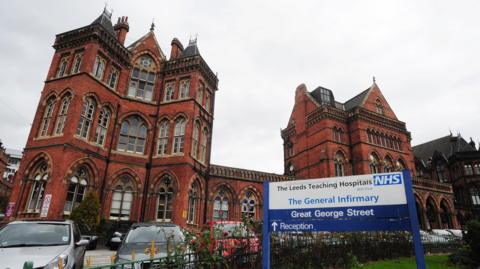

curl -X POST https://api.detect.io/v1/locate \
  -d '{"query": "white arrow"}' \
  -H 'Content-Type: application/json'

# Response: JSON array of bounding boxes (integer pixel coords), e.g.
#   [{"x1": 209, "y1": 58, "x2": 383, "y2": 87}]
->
[{"x1": 271, "y1": 222, "x2": 278, "y2": 231}]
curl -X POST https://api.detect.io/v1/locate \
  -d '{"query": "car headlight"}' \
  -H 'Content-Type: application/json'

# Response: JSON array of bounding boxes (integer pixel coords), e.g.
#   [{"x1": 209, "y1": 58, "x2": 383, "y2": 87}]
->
[{"x1": 44, "y1": 254, "x2": 68, "y2": 269}]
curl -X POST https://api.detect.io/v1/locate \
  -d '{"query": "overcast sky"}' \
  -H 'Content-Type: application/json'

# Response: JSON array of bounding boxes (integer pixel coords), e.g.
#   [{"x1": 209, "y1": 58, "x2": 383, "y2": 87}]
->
[{"x1": 0, "y1": 0, "x2": 479, "y2": 174}]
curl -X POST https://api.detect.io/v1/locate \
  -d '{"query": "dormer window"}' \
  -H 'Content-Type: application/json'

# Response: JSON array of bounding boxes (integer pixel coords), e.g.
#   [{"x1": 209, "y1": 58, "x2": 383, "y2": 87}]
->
[
  {"x1": 92, "y1": 55, "x2": 106, "y2": 80},
  {"x1": 128, "y1": 55, "x2": 156, "y2": 101},
  {"x1": 375, "y1": 99, "x2": 384, "y2": 115}
]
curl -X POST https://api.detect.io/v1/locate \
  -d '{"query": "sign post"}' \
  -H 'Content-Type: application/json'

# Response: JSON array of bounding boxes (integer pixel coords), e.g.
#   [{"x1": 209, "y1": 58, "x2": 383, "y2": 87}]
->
[{"x1": 262, "y1": 171, "x2": 425, "y2": 269}]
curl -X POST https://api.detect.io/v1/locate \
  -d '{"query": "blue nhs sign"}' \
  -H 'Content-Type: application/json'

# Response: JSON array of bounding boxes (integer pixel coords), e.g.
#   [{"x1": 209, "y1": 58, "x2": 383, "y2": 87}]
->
[{"x1": 373, "y1": 173, "x2": 402, "y2": 186}]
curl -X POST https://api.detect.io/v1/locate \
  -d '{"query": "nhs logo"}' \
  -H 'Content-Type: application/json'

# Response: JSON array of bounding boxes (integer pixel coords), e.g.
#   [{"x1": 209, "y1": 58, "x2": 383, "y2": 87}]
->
[{"x1": 373, "y1": 174, "x2": 402, "y2": 186}]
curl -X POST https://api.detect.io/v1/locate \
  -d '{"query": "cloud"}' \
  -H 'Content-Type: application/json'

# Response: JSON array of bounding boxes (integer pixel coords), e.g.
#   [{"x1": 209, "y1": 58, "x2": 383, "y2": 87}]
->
[{"x1": 0, "y1": 0, "x2": 479, "y2": 174}]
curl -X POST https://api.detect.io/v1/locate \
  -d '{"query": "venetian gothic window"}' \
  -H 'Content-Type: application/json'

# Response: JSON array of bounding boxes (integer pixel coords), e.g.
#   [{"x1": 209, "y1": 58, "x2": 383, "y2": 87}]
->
[
  {"x1": 26, "y1": 162, "x2": 49, "y2": 213},
  {"x1": 187, "y1": 182, "x2": 200, "y2": 224},
  {"x1": 39, "y1": 96, "x2": 57, "y2": 137},
  {"x1": 92, "y1": 55, "x2": 106, "y2": 80},
  {"x1": 56, "y1": 55, "x2": 69, "y2": 78},
  {"x1": 191, "y1": 122, "x2": 200, "y2": 158},
  {"x1": 213, "y1": 189, "x2": 229, "y2": 221},
  {"x1": 54, "y1": 93, "x2": 72, "y2": 135},
  {"x1": 157, "y1": 177, "x2": 174, "y2": 222},
  {"x1": 117, "y1": 116, "x2": 147, "y2": 154},
  {"x1": 196, "y1": 83, "x2": 204, "y2": 104},
  {"x1": 164, "y1": 82, "x2": 175, "y2": 102},
  {"x1": 128, "y1": 55, "x2": 156, "y2": 101},
  {"x1": 333, "y1": 127, "x2": 343, "y2": 143},
  {"x1": 375, "y1": 99, "x2": 384, "y2": 115},
  {"x1": 110, "y1": 176, "x2": 134, "y2": 221},
  {"x1": 172, "y1": 117, "x2": 186, "y2": 154},
  {"x1": 107, "y1": 67, "x2": 120, "y2": 89},
  {"x1": 334, "y1": 151, "x2": 346, "y2": 177},
  {"x1": 384, "y1": 156, "x2": 394, "y2": 172},
  {"x1": 94, "y1": 107, "x2": 111, "y2": 146},
  {"x1": 157, "y1": 120, "x2": 169, "y2": 155},
  {"x1": 241, "y1": 191, "x2": 257, "y2": 219},
  {"x1": 71, "y1": 52, "x2": 83, "y2": 74},
  {"x1": 76, "y1": 97, "x2": 96, "y2": 139},
  {"x1": 179, "y1": 79, "x2": 190, "y2": 99},
  {"x1": 369, "y1": 153, "x2": 380, "y2": 174},
  {"x1": 200, "y1": 128, "x2": 208, "y2": 163},
  {"x1": 64, "y1": 166, "x2": 89, "y2": 214}
]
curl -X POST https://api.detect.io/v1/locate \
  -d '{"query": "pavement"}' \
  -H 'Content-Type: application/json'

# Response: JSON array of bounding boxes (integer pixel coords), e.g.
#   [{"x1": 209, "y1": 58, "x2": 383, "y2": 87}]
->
[{"x1": 84, "y1": 247, "x2": 116, "y2": 267}]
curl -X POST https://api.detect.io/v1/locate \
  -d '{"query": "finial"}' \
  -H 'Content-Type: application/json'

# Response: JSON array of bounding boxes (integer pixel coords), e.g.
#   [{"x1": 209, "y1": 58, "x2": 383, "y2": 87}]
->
[
  {"x1": 150, "y1": 18, "x2": 155, "y2": 31},
  {"x1": 189, "y1": 34, "x2": 198, "y2": 45},
  {"x1": 373, "y1": 76, "x2": 376, "y2": 83}
]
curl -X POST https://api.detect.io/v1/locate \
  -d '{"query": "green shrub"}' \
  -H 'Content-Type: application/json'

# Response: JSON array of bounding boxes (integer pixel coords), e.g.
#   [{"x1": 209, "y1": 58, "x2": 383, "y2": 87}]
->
[
  {"x1": 69, "y1": 191, "x2": 100, "y2": 230},
  {"x1": 464, "y1": 220, "x2": 480, "y2": 265}
]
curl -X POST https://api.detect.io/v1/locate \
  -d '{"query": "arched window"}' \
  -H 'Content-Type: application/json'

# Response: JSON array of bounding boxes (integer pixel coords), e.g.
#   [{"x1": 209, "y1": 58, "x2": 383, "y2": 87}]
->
[
  {"x1": 173, "y1": 117, "x2": 186, "y2": 154},
  {"x1": 157, "y1": 120, "x2": 169, "y2": 155},
  {"x1": 64, "y1": 166, "x2": 89, "y2": 214},
  {"x1": 187, "y1": 182, "x2": 199, "y2": 224},
  {"x1": 426, "y1": 197, "x2": 438, "y2": 229},
  {"x1": 110, "y1": 176, "x2": 134, "y2": 221},
  {"x1": 369, "y1": 153, "x2": 380, "y2": 174},
  {"x1": 397, "y1": 159, "x2": 406, "y2": 171},
  {"x1": 464, "y1": 164, "x2": 474, "y2": 176},
  {"x1": 94, "y1": 107, "x2": 111, "y2": 146},
  {"x1": 436, "y1": 162, "x2": 448, "y2": 182},
  {"x1": 164, "y1": 82, "x2": 175, "y2": 102},
  {"x1": 56, "y1": 55, "x2": 69, "y2": 78},
  {"x1": 384, "y1": 156, "x2": 394, "y2": 172},
  {"x1": 376, "y1": 99, "x2": 384, "y2": 115},
  {"x1": 157, "y1": 176, "x2": 174, "y2": 222},
  {"x1": 117, "y1": 116, "x2": 147, "y2": 154},
  {"x1": 440, "y1": 200, "x2": 452, "y2": 229},
  {"x1": 54, "y1": 93, "x2": 72, "y2": 135},
  {"x1": 334, "y1": 151, "x2": 345, "y2": 177},
  {"x1": 205, "y1": 93, "x2": 211, "y2": 112},
  {"x1": 39, "y1": 96, "x2": 56, "y2": 137},
  {"x1": 367, "y1": 129, "x2": 372, "y2": 143},
  {"x1": 200, "y1": 127, "x2": 208, "y2": 162},
  {"x1": 179, "y1": 79, "x2": 190, "y2": 99},
  {"x1": 241, "y1": 190, "x2": 257, "y2": 219},
  {"x1": 71, "y1": 52, "x2": 83, "y2": 74},
  {"x1": 213, "y1": 189, "x2": 229, "y2": 221},
  {"x1": 191, "y1": 122, "x2": 200, "y2": 158},
  {"x1": 196, "y1": 83, "x2": 204, "y2": 104},
  {"x1": 26, "y1": 162, "x2": 49, "y2": 213},
  {"x1": 128, "y1": 55, "x2": 156, "y2": 101},
  {"x1": 76, "y1": 97, "x2": 96, "y2": 139},
  {"x1": 92, "y1": 55, "x2": 106, "y2": 80}
]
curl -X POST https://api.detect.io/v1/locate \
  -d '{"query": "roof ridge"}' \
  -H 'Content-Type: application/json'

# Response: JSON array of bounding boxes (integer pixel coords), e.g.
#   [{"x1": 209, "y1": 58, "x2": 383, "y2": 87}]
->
[
  {"x1": 210, "y1": 164, "x2": 288, "y2": 177},
  {"x1": 412, "y1": 135, "x2": 452, "y2": 148}
]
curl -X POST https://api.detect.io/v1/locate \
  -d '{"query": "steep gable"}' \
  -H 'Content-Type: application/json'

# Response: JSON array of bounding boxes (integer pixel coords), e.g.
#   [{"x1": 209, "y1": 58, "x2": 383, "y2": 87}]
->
[
  {"x1": 127, "y1": 31, "x2": 166, "y2": 61},
  {"x1": 360, "y1": 82, "x2": 398, "y2": 120}
]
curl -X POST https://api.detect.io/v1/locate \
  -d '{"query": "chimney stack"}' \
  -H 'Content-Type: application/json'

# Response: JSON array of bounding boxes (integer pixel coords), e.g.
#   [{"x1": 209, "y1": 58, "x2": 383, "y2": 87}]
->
[
  {"x1": 170, "y1": 38, "x2": 184, "y2": 60},
  {"x1": 114, "y1": 16, "x2": 129, "y2": 45}
]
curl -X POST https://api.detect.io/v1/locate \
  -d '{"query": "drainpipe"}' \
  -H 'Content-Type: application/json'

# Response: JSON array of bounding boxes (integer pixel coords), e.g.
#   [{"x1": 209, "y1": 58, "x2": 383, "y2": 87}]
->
[{"x1": 99, "y1": 103, "x2": 120, "y2": 218}]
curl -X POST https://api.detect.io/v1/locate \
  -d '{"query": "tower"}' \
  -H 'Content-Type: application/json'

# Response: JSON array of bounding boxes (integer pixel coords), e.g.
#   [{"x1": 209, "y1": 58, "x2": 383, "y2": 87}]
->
[{"x1": 9, "y1": 9, "x2": 218, "y2": 227}]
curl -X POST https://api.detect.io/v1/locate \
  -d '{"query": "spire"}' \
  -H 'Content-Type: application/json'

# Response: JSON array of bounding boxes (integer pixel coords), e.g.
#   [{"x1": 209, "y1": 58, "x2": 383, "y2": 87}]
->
[{"x1": 150, "y1": 18, "x2": 155, "y2": 31}]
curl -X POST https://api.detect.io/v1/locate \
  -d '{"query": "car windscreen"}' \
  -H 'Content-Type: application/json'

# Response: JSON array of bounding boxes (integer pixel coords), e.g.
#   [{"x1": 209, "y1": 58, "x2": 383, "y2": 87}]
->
[
  {"x1": 125, "y1": 226, "x2": 184, "y2": 244},
  {"x1": 0, "y1": 223, "x2": 70, "y2": 247}
]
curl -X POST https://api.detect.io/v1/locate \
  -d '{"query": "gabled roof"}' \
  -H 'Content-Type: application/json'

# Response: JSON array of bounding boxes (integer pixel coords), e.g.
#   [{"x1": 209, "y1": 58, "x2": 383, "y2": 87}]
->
[
  {"x1": 413, "y1": 135, "x2": 476, "y2": 163},
  {"x1": 344, "y1": 87, "x2": 370, "y2": 111},
  {"x1": 91, "y1": 9, "x2": 116, "y2": 37},
  {"x1": 127, "y1": 31, "x2": 166, "y2": 60}
]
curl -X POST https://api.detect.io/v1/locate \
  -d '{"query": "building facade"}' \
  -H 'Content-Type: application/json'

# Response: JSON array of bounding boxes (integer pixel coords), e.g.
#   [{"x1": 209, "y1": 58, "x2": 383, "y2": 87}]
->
[
  {"x1": 0, "y1": 141, "x2": 12, "y2": 212},
  {"x1": 414, "y1": 135, "x2": 480, "y2": 228},
  {"x1": 3, "y1": 148, "x2": 22, "y2": 182},
  {"x1": 281, "y1": 83, "x2": 459, "y2": 229}
]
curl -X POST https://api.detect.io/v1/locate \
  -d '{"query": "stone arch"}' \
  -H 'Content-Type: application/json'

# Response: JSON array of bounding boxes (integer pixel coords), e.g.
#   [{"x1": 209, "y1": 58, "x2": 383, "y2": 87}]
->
[
  {"x1": 64, "y1": 158, "x2": 100, "y2": 188},
  {"x1": 238, "y1": 186, "x2": 262, "y2": 220},
  {"x1": 118, "y1": 112, "x2": 153, "y2": 129},
  {"x1": 211, "y1": 183, "x2": 236, "y2": 221},
  {"x1": 42, "y1": 91, "x2": 59, "y2": 105},
  {"x1": 23, "y1": 152, "x2": 53, "y2": 178},
  {"x1": 132, "y1": 50, "x2": 162, "y2": 71},
  {"x1": 58, "y1": 88, "x2": 74, "y2": 99},
  {"x1": 439, "y1": 198, "x2": 454, "y2": 229},
  {"x1": 109, "y1": 168, "x2": 142, "y2": 193},
  {"x1": 173, "y1": 112, "x2": 189, "y2": 122},
  {"x1": 83, "y1": 92, "x2": 100, "y2": 106},
  {"x1": 152, "y1": 171, "x2": 180, "y2": 193}
]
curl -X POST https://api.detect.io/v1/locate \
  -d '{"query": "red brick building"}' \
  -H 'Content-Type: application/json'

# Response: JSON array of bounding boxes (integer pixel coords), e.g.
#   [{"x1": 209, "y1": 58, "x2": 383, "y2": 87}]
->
[
  {"x1": 9, "y1": 9, "x2": 460, "y2": 230},
  {"x1": 281, "y1": 83, "x2": 459, "y2": 229},
  {"x1": 9, "y1": 10, "x2": 285, "y2": 227}
]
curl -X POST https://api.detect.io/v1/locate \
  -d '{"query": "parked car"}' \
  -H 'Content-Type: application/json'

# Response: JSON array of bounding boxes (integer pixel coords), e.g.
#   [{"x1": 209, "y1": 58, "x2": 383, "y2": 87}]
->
[
  {"x1": 208, "y1": 221, "x2": 259, "y2": 257},
  {"x1": 420, "y1": 230, "x2": 449, "y2": 244},
  {"x1": 114, "y1": 223, "x2": 192, "y2": 266},
  {"x1": 0, "y1": 220, "x2": 89, "y2": 269},
  {"x1": 446, "y1": 229, "x2": 464, "y2": 239},
  {"x1": 108, "y1": 231, "x2": 125, "y2": 250},
  {"x1": 78, "y1": 223, "x2": 98, "y2": 250}
]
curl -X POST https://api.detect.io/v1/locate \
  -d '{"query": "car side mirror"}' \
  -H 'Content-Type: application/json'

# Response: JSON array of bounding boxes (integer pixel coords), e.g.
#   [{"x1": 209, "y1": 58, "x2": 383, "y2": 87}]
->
[
  {"x1": 111, "y1": 237, "x2": 122, "y2": 243},
  {"x1": 76, "y1": 239, "x2": 90, "y2": 247},
  {"x1": 113, "y1": 232, "x2": 122, "y2": 237}
]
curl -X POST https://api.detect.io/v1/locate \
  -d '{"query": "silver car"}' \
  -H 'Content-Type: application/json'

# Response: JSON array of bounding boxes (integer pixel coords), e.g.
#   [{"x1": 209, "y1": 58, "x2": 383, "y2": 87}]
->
[{"x1": 0, "y1": 220, "x2": 89, "y2": 269}]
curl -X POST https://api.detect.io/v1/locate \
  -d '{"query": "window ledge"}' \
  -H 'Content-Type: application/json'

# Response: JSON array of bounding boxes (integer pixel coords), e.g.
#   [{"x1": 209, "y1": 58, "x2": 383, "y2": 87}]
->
[{"x1": 113, "y1": 150, "x2": 148, "y2": 158}]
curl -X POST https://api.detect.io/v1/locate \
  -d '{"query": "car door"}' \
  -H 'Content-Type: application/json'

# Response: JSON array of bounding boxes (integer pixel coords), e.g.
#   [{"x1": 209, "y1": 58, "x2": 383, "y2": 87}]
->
[{"x1": 73, "y1": 223, "x2": 86, "y2": 267}]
